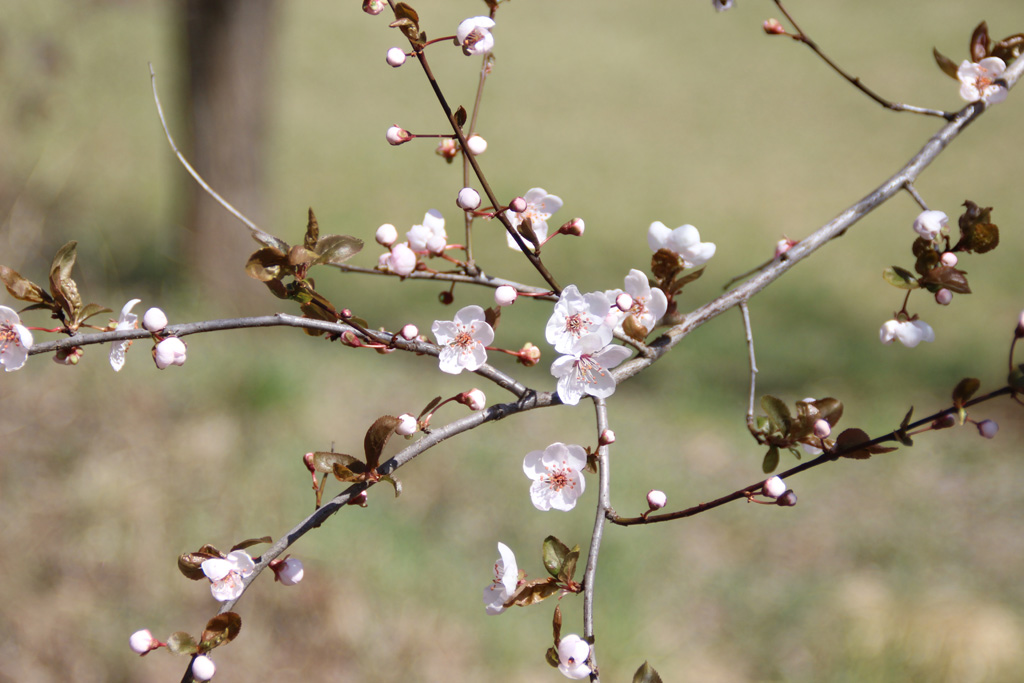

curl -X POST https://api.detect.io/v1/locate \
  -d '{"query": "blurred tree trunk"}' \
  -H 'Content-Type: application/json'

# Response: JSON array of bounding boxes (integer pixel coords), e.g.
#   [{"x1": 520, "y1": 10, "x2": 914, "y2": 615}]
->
[{"x1": 179, "y1": 0, "x2": 277, "y2": 310}]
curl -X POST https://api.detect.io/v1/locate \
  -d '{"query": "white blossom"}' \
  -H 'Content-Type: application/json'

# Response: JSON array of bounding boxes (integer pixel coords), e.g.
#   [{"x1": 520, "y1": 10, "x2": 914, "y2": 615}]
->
[
  {"x1": 605, "y1": 269, "x2": 668, "y2": 336},
  {"x1": 879, "y1": 319, "x2": 935, "y2": 348},
  {"x1": 647, "y1": 221, "x2": 716, "y2": 268},
  {"x1": 431, "y1": 305, "x2": 494, "y2": 374},
  {"x1": 958, "y1": 57, "x2": 1007, "y2": 103},
  {"x1": 0, "y1": 306, "x2": 35, "y2": 372},
  {"x1": 482, "y1": 542, "x2": 518, "y2": 615},
  {"x1": 384, "y1": 242, "x2": 417, "y2": 277},
  {"x1": 557, "y1": 634, "x2": 592, "y2": 679},
  {"x1": 546, "y1": 285, "x2": 613, "y2": 355},
  {"x1": 523, "y1": 442, "x2": 588, "y2": 512},
  {"x1": 456, "y1": 16, "x2": 495, "y2": 56},
  {"x1": 201, "y1": 550, "x2": 255, "y2": 602},
  {"x1": 550, "y1": 334, "x2": 631, "y2": 406},
  {"x1": 109, "y1": 299, "x2": 141, "y2": 372},
  {"x1": 504, "y1": 188, "x2": 563, "y2": 251},
  {"x1": 912, "y1": 210, "x2": 948, "y2": 241},
  {"x1": 154, "y1": 337, "x2": 187, "y2": 369},
  {"x1": 407, "y1": 210, "x2": 446, "y2": 253}
]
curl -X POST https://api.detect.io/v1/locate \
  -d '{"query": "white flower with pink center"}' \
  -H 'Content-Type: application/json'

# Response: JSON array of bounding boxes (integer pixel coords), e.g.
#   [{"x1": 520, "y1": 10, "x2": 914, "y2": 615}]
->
[
  {"x1": 557, "y1": 634, "x2": 592, "y2": 679},
  {"x1": 523, "y1": 442, "x2": 588, "y2": 511},
  {"x1": 0, "y1": 305, "x2": 33, "y2": 372},
  {"x1": 546, "y1": 285, "x2": 612, "y2": 355},
  {"x1": 456, "y1": 16, "x2": 495, "y2": 56},
  {"x1": 482, "y1": 542, "x2": 518, "y2": 615},
  {"x1": 958, "y1": 57, "x2": 1007, "y2": 103},
  {"x1": 504, "y1": 187, "x2": 563, "y2": 251},
  {"x1": 407, "y1": 209, "x2": 446, "y2": 253},
  {"x1": 551, "y1": 334, "x2": 632, "y2": 406},
  {"x1": 605, "y1": 269, "x2": 668, "y2": 335},
  {"x1": 201, "y1": 550, "x2": 255, "y2": 602},
  {"x1": 431, "y1": 305, "x2": 494, "y2": 374}
]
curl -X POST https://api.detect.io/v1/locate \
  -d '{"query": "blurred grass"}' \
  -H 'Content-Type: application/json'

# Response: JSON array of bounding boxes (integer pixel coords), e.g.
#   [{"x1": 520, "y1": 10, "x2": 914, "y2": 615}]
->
[{"x1": 2, "y1": 0, "x2": 1024, "y2": 681}]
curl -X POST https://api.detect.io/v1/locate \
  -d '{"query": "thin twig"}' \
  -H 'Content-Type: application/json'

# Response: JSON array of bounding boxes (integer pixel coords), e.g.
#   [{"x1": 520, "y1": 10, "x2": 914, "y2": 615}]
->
[
  {"x1": 582, "y1": 396, "x2": 610, "y2": 682},
  {"x1": 739, "y1": 302, "x2": 759, "y2": 437}
]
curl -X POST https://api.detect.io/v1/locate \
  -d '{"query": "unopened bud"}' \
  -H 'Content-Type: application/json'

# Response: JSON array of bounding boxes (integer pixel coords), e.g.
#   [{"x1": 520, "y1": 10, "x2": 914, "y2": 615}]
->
[
  {"x1": 457, "y1": 187, "x2": 482, "y2": 211},
  {"x1": 142, "y1": 307, "x2": 168, "y2": 332},
  {"x1": 813, "y1": 419, "x2": 831, "y2": 439},
  {"x1": 913, "y1": 210, "x2": 948, "y2": 241},
  {"x1": 386, "y1": 47, "x2": 407, "y2": 67},
  {"x1": 129, "y1": 629, "x2": 157, "y2": 655},
  {"x1": 508, "y1": 196, "x2": 527, "y2": 213},
  {"x1": 940, "y1": 252, "x2": 958, "y2": 267},
  {"x1": 376, "y1": 223, "x2": 398, "y2": 247},
  {"x1": 271, "y1": 557, "x2": 305, "y2": 586},
  {"x1": 400, "y1": 323, "x2": 419, "y2": 340},
  {"x1": 1016, "y1": 310, "x2": 1024, "y2": 338},
  {"x1": 54, "y1": 346, "x2": 84, "y2": 365},
  {"x1": 362, "y1": 0, "x2": 386, "y2": 15},
  {"x1": 599, "y1": 429, "x2": 616, "y2": 446},
  {"x1": 191, "y1": 655, "x2": 216, "y2": 682},
  {"x1": 774, "y1": 237, "x2": 797, "y2": 258},
  {"x1": 438, "y1": 290, "x2": 454, "y2": 305},
  {"x1": 762, "y1": 476, "x2": 786, "y2": 499},
  {"x1": 763, "y1": 18, "x2": 785, "y2": 34},
  {"x1": 615, "y1": 292, "x2": 633, "y2": 312},
  {"x1": 396, "y1": 413, "x2": 418, "y2": 436},
  {"x1": 776, "y1": 490, "x2": 798, "y2": 507},
  {"x1": 426, "y1": 234, "x2": 447, "y2": 255},
  {"x1": 348, "y1": 490, "x2": 369, "y2": 507},
  {"x1": 932, "y1": 413, "x2": 957, "y2": 430},
  {"x1": 977, "y1": 419, "x2": 999, "y2": 439},
  {"x1": 458, "y1": 388, "x2": 487, "y2": 411},
  {"x1": 495, "y1": 285, "x2": 518, "y2": 307},
  {"x1": 386, "y1": 125, "x2": 413, "y2": 146},
  {"x1": 517, "y1": 342, "x2": 541, "y2": 367},
  {"x1": 466, "y1": 134, "x2": 487, "y2": 155},
  {"x1": 644, "y1": 490, "x2": 666, "y2": 510},
  {"x1": 935, "y1": 288, "x2": 953, "y2": 306},
  {"x1": 559, "y1": 218, "x2": 585, "y2": 237},
  {"x1": 153, "y1": 337, "x2": 187, "y2": 369},
  {"x1": 303, "y1": 452, "x2": 316, "y2": 473},
  {"x1": 436, "y1": 138, "x2": 459, "y2": 161}
]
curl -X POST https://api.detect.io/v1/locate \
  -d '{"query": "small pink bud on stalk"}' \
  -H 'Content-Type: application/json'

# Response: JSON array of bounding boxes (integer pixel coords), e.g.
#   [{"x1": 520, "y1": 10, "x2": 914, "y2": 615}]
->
[
  {"x1": 457, "y1": 388, "x2": 487, "y2": 411},
  {"x1": 941, "y1": 252, "x2": 958, "y2": 267},
  {"x1": 776, "y1": 490, "x2": 798, "y2": 507},
  {"x1": 400, "y1": 323, "x2": 419, "y2": 340},
  {"x1": 386, "y1": 47, "x2": 407, "y2": 67},
  {"x1": 935, "y1": 289, "x2": 953, "y2": 306},
  {"x1": 362, "y1": 0, "x2": 386, "y2": 15},
  {"x1": 426, "y1": 235, "x2": 447, "y2": 255},
  {"x1": 646, "y1": 489, "x2": 667, "y2": 510},
  {"x1": 977, "y1": 419, "x2": 999, "y2": 439},
  {"x1": 386, "y1": 125, "x2": 413, "y2": 146},
  {"x1": 615, "y1": 292, "x2": 633, "y2": 313},
  {"x1": 812, "y1": 419, "x2": 831, "y2": 439},
  {"x1": 395, "y1": 413, "x2": 418, "y2": 436},
  {"x1": 517, "y1": 342, "x2": 541, "y2": 367},
  {"x1": 913, "y1": 210, "x2": 948, "y2": 241},
  {"x1": 270, "y1": 556, "x2": 305, "y2": 586},
  {"x1": 375, "y1": 223, "x2": 398, "y2": 247},
  {"x1": 508, "y1": 196, "x2": 527, "y2": 214},
  {"x1": 191, "y1": 655, "x2": 216, "y2": 681},
  {"x1": 53, "y1": 346, "x2": 84, "y2": 365},
  {"x1": 303, "y1": 452, "x2": 316, "y2": 473},
  {"x1": 436, "y1": 138, "x2": 459, "y2": 161},
  {"x1": 129, "y1": 629, "x2": 157, "y2": 655},
  {"x1": 494, "y1": 285, "x2": 518, "y2": 307},
  {"x1": 457, "y1": 187, "x2": 481, "y2": 211},
  {"x1": 142, "y1": 307, "x2": 168, "y2": 332},
  {"x1": 774, "y1": 237, "x2": 798, "y2": 258},
  {"x1": 465, "y1": 134, "x2": 487, "y2": 155},
  {"x1": 348, "y1": 490, "x2": 369, "y2": 507},
  {"x1": 153, "y1": 337, "x2": 187, "y2": 369},
  {"x1": 559, "y1": 218, "x2": 585, "y2": 237},
  {"x1": 1015, "y1": 309, "x2": 1024, "y2": 339},
  {"x1": 932, "y1": 413, "x2": 957, "y2": 430},
  {"x1": 762, "y1": 476, "x2": 787, "y2": 499},
  {"x1": 763, "y1": 18, "x2": 786, "y2": 35},
  {"x1": 599, "y1": 429, "x2": 616, "y2": 446}
]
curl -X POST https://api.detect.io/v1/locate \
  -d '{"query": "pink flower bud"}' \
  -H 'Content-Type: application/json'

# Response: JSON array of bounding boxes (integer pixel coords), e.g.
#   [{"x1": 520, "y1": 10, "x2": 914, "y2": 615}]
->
[
  {"x1": 436, "y1": 138, "x2": 459, "y2": 161},
  {"x1": 646, "y1": 489, "x2": 667, "y2": 510},
  {"x1": 935, "y1": 289, "x2": 953, "y2": 306},
  {"x1": 376, "y1": 223, "x2": 398, "y2": 247},
  {"x1": 457, "y1": 187, "x2": 482, "y2": 211},
  {"x1": 813, "y1": 419, "x2": 831, "y2": 439},
  {"x1": 396, "y1": 413, "x2": 418, "y2": 436},
  {"x1": 191, "y1": 655, "x2": 216, "y2": 681},
  {"x1": 426, "y1": 234, "x2": 447, "y2": 255},
  {"x1": 774, "y1": 237, "x2": 797, "y2": 258},
  {"x1": 763, "y1": 18, "x2": 785, "y2": 34},
  {"x1": 777, "y1": 490, "x2": 798, "y2": 507},
  {"x1": 466, "y1": 134, "x2": 487, "y2": 155},
  {"x1": 142, "y1": 307, "x2": 168, "y2": 332},
  {"x1": 977, "y1": 419, "x2": 999, "y2": 439},
  {"x1": 362, "y1": 0, "x2": 386, "y2": 14},
  {"x1": 940, "y1": 252, "x2": 958, "y2": 267},
  {"x1": 1016, "y1": 310, "x2": 1024, "y2": 339},
  {"x1": 458, "y1": 388, "x2": 487, "y2": 411},
  {"x1": 615, "y1": 292, "x2": 633, "y2": 312},
  {"x1": 348, "y1": 490, "x2": 369, "y2": 507},
  {"x1": 913, "y1": 210, "x2": 948, "y2": 241},
  {"x1": 386, "y1": 125, "x2": 413, "y2": 146},
  {"x1": 303, "y1": 452, "x2": 316, "y2": 473},
  {"x1": 599, "y1": 429, "x2": 616, "y2": 446},
  {"x1": 508, "y1": 196, "x2": 527, "y2": 213},
  {"x1": 762, "y1": 476, "x2": 786, "y2": 499},
  {"x1": 387, "y1": 242, "x2": 417, "y2": 277},
  {"x1": 271, "y1": 557, "x2": 305, "y2": 586},
  {"x1": 517, "y1": 342, "x2": 541, "y2": 367},
  {"x1": 129, "y1": 629, "x2": 156, "y2": 655},
  {"x1": 495, "y1": 285, "x2": 518, "y2": 307},
  {"x1": 54, "y1": 346, "x2": 84, "y2": 365},
  {"x1": 386, "y1": 47, "x2": 407, "y2": 67},
  {"x1": 400, "y1": 324, "x2": 419, "y2": 340},
  {"x1": 153, "y1": 337, "x2": 187, "y2": 369},
  {"x1": 559, "y1": 218, "x2": 585, "y2": 237}
]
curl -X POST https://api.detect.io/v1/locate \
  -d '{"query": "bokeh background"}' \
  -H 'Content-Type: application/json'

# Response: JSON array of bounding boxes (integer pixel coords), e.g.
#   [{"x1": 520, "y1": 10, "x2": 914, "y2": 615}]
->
[{"x1": 1, "y1": 1, "x2": 1023, "y2": 681}]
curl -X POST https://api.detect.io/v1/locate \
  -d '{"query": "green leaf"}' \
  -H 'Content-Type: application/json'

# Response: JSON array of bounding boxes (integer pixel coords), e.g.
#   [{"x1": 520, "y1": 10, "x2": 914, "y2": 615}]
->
[
  {"x1": 76, "y1": 303, "x2": 112, "y2": 325},
  {"x1": 230, "y1": 536, "x2": 272, "y2": 552},
  {"x1": 419, "y1": 396, "x2": 442, "y2": 420},
  {"x1": 304, "y1": 207, "x2": 320, "y2": 250},
  {"x1": 557, "y1": 548, "x2": 580, "y2": 585},
  {"x1": 633, "y1": 661, "x2": 665, "y2": 683},
  {"x1": 552, "y1": 604, "x2": 562, "y2": 645},
  {"x1": 900, "y1": 406, "x2": 914, "y2": 431},
  {"x1": 952, "y1": 377, "x2": 980, "y2": 406},
  {"x1": 760, "y1": 395, "x2": 791, "y2": 433},
  {"x1": 312, "y1": 451, "x2": 360, "y2": 474},
  {"x1": 245, "y1": 248, "x2": 289, "y2": 282},
  {"x1": 933, "y1": 47, "x2": 960, "y2": 80},
  {"x1": 314, "y1": 234, "x2": 363, "y2": 266},
  {"x1": 166, "y1": 631, "x2": 198, "y2": 656},
  {"x1": 762, "y1": 446, "x2": 779, "y2": 473},
  {"x1": 882, "y1": 266, "x2": 919, "y2": 290},
  {"x1": 364, "y1": 415, "x2": 401, "y2": 470},
  {"x1": 542, "y1": 536, "x2": 571, "y2": 579},
  {"x1": 201, "y1": 612, "x2": 242, "y2": 650}
]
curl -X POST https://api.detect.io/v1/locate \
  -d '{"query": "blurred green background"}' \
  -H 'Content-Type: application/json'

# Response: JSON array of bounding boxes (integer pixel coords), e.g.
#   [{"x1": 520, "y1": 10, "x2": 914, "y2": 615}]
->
[{"x1": 1, "y1": 1, "x2": 1023, "y2": 681}]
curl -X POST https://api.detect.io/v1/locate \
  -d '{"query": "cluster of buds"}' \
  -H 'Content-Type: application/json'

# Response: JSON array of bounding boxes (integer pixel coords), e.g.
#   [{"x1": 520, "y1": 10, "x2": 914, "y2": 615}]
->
[{"x1": 761, "y1": 476, "x2": 798, "y2": 506}]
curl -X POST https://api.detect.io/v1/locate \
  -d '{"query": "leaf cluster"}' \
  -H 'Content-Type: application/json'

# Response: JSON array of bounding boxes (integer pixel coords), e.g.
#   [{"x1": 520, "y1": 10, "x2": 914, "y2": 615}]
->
[
  {"x1": 933, "y1": 21, "x2": 1024, "y2": 78},
  {"x1": 309, "y1": 416, "x2": 403, "y2": 498}
]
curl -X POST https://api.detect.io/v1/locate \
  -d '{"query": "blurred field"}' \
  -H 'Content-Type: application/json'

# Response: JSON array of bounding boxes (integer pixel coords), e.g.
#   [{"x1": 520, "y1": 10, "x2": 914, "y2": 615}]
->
[{"x1": 2, "y1": 0, "x2": 1023, "y2": 681}]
